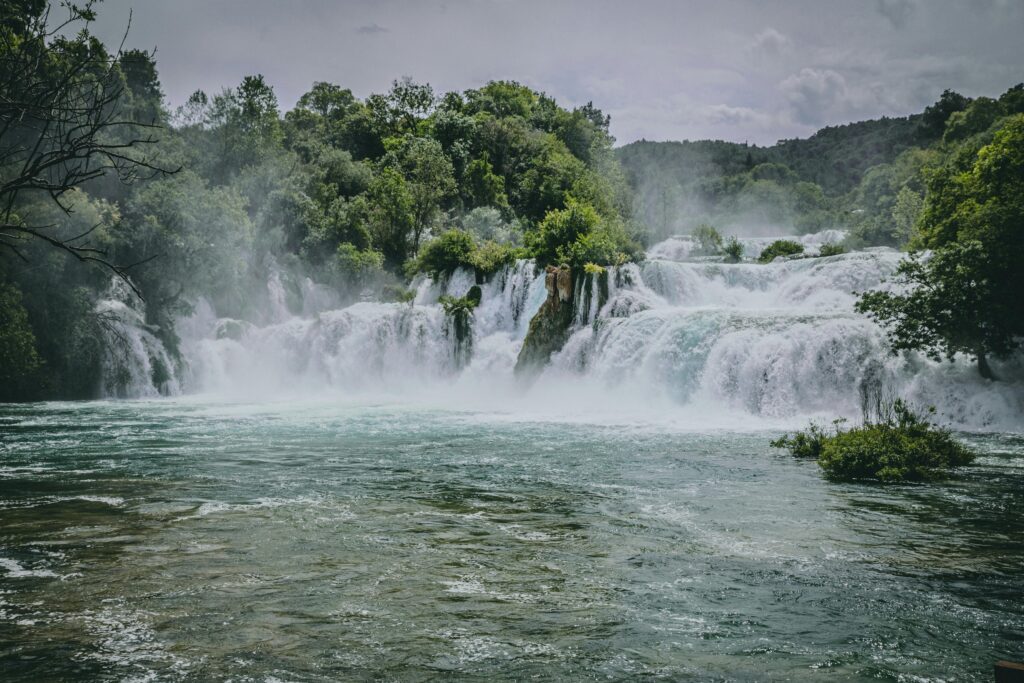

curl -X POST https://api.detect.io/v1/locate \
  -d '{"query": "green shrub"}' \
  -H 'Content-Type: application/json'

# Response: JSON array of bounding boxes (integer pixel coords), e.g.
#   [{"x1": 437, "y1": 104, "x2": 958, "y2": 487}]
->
[
  {"x1": 530, "y1": 198, "x2": 642, "y2": 268},
  {"x1": 556, "y1": 227, "x2": 638, "y2": 268},
  {"x1": 412, "y1": 229, "x2": 477, "y2": 278},
  {"x1": 469, "y1": 240, "x2": 522, "y2": 275},
  {"x1": 529, "y1": 199, "x2": 601, "y2": 267},
  {"x1": 692, "y1": 223, "x2": 723, "y2": 255},
  {"x1": 770, "y1": 422, "x2": 831, "y2": 459},
  {"x1": 722, "y1": 236, "x2": 744, "y2": 263},
  {"x1": 336, "y1": 242, "x2": 384, "y2": 283},
  {"x1": 818, "y1": 242, "x2": 846, "y2": 257},
  {"x1": 772, "y1": 400, "x2": 975, "y2": 483},
  {"x1": 382, "y1": 284, "x2": 416, "y2": 304},
  {"x1": 439, "y1": 287, "x2": 482, "y2": 349},
  {"x1": 758, "y1": 239, "x2": 804, "y2": 263},
  {"x1": 439, "y1": 287, "x2": 482, "y2": 316}
]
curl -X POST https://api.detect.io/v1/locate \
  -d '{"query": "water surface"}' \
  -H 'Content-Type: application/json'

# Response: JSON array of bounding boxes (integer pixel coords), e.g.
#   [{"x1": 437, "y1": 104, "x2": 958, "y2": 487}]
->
[{"x1": 1, "y1": 398, "x2": 1022, "y2": 680}]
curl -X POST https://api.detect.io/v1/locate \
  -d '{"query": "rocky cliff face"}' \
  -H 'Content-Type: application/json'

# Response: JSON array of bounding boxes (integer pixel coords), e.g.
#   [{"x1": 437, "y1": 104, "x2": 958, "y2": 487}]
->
[{"x1": 514, "y1": 265, "x2": 576, "y2": 378}]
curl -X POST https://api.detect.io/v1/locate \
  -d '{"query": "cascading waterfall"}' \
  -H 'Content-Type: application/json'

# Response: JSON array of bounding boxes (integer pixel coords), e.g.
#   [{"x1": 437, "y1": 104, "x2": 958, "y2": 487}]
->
[
  {"x1": 95, "y1": 278, "x2": 180, "y2": 398},
  {"x1": 99, "y1": 233, "x2": 1024, "y2": 429}
]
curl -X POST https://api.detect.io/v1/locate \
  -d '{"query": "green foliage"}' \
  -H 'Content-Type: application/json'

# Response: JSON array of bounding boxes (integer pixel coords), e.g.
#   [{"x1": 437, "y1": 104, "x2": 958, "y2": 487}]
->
[
  {"x1": 891, "y1": 186, "x2": 924, "y2": 245},
  {"x1": 439, "y1": 286, "x2": 482, "y2": 315},
  {"x1": 461, "y1": 206, "x2": 520, "y2": 245},
  {"x1": 529, "y1": 199, "x2": 600, "y2": 266},
  {"x1": 381, "y1": 284, "x2": 416, "y2": 304},
  {"x1": 411, "y1": 229, "x2": 519, "y2": 278},
  {"x1": 859, "y1": 114, "x2": 1024, "y2": 378},
  {"x1": 528, "y1": 199, "x2": 640, "y2": 268},
  {"x1": 770, "y1": 422, "x2": 829, "y2": 459},
  {"x1": 943, "y1": 97, "x2": 1003, "y2": 143},
  {"x1": 0, "y1": 282, "x2": 42, "y2": 400},
  {"x1": 412, "y1": 229, "x2": 476, "y2": 278},
  {"x1": 583, "y1": 262, "x2": 606, "y2": 275},
  {"x1": 758, "y1": 240, "x2": 804, "y2": 263},
  {"x1": 818, "y1": 242, "x2": 845, "y2": 257},
  {"x1": 380, "y1": 136, "x2": 456, "y2": 251},
  {"x1": 722, "y1": 236, "x2": 744, "y2": 263},
  {"x1": 363, "y1": 167, "x2": 416, "y2": 269},
  {"x1": 919, "y1": 89, "x2": 971, "y2": 140},
  {"x1": 335, "y1": 243, "x2": 384, "y2": 284},
  {"x1": 773, "y1": 400, "x2": 975, "y2": 483},
  {"x1": 462, "y1": 156, "x2": 509, "y2": 210},
  {"x1": 691, "y1": 224, "x2": 723, "y2": 255},
  {"x1": 468, "y1": 240, "x2": 520, "y2": 275},
  {"x1": 857, "y1": 243, "x2": 1005, "y2": 378}
]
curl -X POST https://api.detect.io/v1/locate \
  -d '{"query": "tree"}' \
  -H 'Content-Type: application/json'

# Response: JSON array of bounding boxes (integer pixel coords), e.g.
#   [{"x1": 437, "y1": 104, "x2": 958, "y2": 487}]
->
[
  {"x1": 858, "y1": 114, "x2": 1024, "y2": 379},
  {"x1": 529, "y1": 198, "x2": 599, "y2": 266},
  {"x1": 0, "y1": 1, "x2": 172, "y2": 294},
  {"x1": 0, "y1": 281, "x2": 42, "y2": 399},
  {"x1": 381, "y1": 136, "x2": 455, "y2": 254},
  {"x1": 891, "y1": 186, "x2": 923, "y2": 245},
  {"x1": 366, "y1": 77, "x2": 434, "y2": 139},
  {"x1": 363, "y1": 167, "x2": 416, "y2": 269},
  {"x1": 943, "y1": 97, "x2": 1003, "y2": 143},
  {"x1": 118, "y1": 48, "x2": 163, "y2": 123},
  {"x1": 919, "y1": 89, "x2": 970, "y2": 140},
  {"x1": 208, "y1": 75, "x2": 283, "y2": 173},
  {"x1": 461, "y1": 156, "x2": 507, "y2": 210}
]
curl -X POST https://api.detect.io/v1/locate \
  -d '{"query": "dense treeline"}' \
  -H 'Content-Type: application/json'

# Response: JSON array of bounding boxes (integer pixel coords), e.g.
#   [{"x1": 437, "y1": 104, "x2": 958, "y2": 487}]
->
[{"x1": 0, "y1": 2, "x2": 638, "y2": 400}]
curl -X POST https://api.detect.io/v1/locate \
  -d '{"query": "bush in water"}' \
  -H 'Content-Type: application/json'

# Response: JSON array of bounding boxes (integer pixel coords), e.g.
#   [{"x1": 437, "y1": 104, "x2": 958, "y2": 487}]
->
[
  {"x1": 818, "y1": 242, "x2": 846, "y2": 257},
  {"x1": 722, "y1": 236, "x2": 744, "y2": 263},
  {"x1": 758, "y1": 239, "x2": 804, "y2": 263},
  {"x1": 772, "y1": 399, "x2": 975, "y2": 483},
  {"x1": 691, "y1": 224, "x2": 723, "y2": 255}
]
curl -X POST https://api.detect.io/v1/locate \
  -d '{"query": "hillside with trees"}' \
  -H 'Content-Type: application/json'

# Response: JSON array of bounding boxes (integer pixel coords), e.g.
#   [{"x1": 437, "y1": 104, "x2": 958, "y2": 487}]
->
[{"x1": 618, "y1": 86, "x2": 1024, "y2": 246}]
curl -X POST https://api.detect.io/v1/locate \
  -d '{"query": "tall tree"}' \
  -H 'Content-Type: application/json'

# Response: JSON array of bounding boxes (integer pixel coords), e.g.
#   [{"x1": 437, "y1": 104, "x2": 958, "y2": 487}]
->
[
  {"x1": 0, "y1": 1, "x2": 172, "y2": 293},
  {"x1": 858, "y1": 114, "x2": 1024, "y2": 379}
]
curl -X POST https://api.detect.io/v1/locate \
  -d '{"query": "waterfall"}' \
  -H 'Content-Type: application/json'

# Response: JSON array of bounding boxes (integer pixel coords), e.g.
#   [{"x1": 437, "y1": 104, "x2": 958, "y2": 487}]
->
[
  {"x1": 95, "y1": 278, "x2": 180, "y2": 398},
  {"x1": 96, "y1": 233, "x2": 1023, "y2": 429}
]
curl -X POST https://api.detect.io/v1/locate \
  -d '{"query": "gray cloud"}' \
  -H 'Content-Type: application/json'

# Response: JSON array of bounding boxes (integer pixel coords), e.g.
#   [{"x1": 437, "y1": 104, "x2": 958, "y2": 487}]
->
[
  {"x1": 748, "y1": 27, "x2": 792, "y2": 58},
  {"x1": 875, "y1": 0, "x2": 916, "y2": 28},
  {"x1": 780, "y1": 68, "x2": 849, "y2": 124},
  {"x1": 356, "y1": 23, "x2": 388, "y2": 35},
  {"x1": 87, "y1": 0, "x2": 1024, "y2": 146}
]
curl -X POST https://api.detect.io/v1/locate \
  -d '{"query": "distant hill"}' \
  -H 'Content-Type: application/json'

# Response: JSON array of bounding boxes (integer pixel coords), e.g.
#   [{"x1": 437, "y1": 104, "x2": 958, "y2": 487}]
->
[{"x1": 616, "y1": 112, "x2": 928, "y2": 239}]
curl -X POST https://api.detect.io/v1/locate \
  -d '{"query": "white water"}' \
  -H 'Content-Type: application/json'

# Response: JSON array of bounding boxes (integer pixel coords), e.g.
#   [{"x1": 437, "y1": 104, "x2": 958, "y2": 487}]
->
[{"x1": 95, "y1": 235, "x2": 1024, "y2": 431}]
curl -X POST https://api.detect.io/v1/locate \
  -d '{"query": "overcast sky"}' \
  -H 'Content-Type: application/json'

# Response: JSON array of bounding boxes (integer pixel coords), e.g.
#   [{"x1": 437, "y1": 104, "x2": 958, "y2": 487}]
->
[{"x1": 89, "y1": 0, "x2": 1024, "y2": 146}]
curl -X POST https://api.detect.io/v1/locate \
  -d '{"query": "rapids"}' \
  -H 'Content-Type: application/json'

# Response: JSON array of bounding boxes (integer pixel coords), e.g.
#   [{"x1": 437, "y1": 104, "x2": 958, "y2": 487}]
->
[{"x1": 95, "y1": 233, "x2": 1024, "y2": 430}]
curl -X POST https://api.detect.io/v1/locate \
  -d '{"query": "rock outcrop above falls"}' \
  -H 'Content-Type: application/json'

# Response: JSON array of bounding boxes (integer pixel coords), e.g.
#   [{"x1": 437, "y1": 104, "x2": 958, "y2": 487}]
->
[{"x1": 514, "y1": 265, "x2": 576, "y2": 378}]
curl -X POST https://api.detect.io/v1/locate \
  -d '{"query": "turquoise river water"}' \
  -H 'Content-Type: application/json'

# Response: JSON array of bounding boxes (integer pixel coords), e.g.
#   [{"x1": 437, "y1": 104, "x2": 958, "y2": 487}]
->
[{"x1": 1, "y1": 398, "x2": 1022, "y2": 681}]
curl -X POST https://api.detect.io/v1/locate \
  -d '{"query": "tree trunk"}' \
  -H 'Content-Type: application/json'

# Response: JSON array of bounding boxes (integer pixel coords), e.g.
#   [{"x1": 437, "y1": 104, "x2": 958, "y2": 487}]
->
[{"x1": 977, "y1": 350, "x2": 997, "y2": 381}]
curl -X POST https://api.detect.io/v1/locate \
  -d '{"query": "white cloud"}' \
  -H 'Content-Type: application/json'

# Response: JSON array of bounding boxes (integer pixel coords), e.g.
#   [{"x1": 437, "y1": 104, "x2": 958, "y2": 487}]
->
[{"x1": 748, "y1": 27, "x2": 792, "y2": 58}]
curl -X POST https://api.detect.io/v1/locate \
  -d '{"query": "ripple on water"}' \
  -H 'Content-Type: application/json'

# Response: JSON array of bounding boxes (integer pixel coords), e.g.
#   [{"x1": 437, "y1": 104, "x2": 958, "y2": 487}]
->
[{"x1": 0, "y1": 399, "x2": 1020, "y2": 681}]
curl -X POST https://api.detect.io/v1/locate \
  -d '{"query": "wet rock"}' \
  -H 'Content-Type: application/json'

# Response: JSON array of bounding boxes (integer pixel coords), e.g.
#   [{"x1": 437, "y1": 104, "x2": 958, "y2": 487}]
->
[{"x1": 515, "y1": 265, "x2": 575, "y2": 378}]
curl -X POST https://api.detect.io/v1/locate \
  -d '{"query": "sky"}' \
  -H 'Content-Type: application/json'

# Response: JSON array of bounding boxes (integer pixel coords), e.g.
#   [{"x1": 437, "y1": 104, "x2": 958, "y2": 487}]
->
[{"x1": 88, "y1": 0, "x2": 1024, "y2": 146}]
